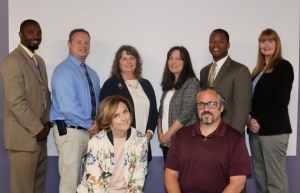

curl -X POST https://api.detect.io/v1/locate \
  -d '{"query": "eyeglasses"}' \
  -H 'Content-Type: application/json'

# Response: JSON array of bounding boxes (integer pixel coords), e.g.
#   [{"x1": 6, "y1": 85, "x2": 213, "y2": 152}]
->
[{"x1": 196, "y1": 101, "x2": 221, "y2": 109}]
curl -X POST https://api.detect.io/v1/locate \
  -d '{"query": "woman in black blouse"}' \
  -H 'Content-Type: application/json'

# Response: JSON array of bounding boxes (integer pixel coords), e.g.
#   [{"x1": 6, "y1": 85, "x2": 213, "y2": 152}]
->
[{"x1": 100, "y1": 45, "x2": 157, "y2": 162}]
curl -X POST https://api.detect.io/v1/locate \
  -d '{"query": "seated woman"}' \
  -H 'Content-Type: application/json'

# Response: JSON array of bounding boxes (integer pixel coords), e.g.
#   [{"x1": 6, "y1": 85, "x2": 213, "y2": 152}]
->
[
  {"x1": 77, "y1": 95, "x2": 148, "y2": 193},
  {"x1": 100, "y1": 45, "x2": 157, "y2": 162}
]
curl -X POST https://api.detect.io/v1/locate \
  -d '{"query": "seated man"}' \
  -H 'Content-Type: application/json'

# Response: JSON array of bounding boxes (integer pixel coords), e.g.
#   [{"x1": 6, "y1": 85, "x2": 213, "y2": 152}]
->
[{"x1": 165, "y1": 87, "x2": 252, "y2": 193}]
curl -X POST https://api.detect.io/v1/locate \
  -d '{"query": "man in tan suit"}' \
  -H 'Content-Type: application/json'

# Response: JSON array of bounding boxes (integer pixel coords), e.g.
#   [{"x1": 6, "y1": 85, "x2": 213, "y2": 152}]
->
[
  {"x1": 0, "y1": 19, "x2": 51, "y2": 193},
  {"x1": 200, "y1": 29, "x2": 252, "y2": 134}
]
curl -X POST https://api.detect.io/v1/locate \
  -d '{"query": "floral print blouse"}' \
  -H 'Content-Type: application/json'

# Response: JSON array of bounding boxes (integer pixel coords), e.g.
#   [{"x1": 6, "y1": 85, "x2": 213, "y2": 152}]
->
[{"x1": 77, "y1": 127, "x2": 148, "y2": 193}]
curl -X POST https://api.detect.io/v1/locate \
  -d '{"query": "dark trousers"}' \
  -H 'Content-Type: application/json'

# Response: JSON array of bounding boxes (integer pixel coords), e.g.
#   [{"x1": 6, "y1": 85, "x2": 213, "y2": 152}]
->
[{"x1": 160, "y1": 145, "x2": 169, "y2": 162}]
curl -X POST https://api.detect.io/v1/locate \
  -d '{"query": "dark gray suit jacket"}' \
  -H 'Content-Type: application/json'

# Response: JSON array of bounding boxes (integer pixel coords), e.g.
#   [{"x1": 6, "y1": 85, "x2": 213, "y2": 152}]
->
[{"x1": 200, "y1": 56, "x2": 252, "y2": 134}]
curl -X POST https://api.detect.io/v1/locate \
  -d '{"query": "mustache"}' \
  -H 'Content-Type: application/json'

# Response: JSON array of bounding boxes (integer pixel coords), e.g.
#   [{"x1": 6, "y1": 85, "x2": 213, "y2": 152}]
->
[{"x1": 201, "y1": 111, "x2": 213, "y2": 116}]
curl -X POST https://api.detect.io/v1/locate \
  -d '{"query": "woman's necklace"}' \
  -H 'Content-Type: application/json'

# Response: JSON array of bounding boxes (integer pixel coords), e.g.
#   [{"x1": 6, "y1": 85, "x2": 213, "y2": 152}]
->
[{"x1": 125, "y1": 80, "x2": 140, "y2": 89}]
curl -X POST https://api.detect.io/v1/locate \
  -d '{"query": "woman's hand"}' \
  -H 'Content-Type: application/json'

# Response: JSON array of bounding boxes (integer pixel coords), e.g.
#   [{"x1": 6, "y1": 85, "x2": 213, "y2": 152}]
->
[
  {"x1": 247, "y1": 117, "x2": 260, "y2": 133},
  {"x1": 158, "y1": 130, "x2": 164, "y2": 143},
  {"x1": 160, "y1": 134, "x2": 171, "y2": 146},
  {"x1": 145, "y1": 131, "x2": 153, "y2": 141}
]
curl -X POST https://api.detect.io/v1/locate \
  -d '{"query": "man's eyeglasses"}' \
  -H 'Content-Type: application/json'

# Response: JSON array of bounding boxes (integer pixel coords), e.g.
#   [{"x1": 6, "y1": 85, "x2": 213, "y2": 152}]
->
[{"x1": 196, "y1": 101, "x2": 221, "y2": 109}]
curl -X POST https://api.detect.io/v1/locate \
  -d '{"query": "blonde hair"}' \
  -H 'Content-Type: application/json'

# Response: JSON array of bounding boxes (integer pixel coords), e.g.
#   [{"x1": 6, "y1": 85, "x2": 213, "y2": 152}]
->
[
  {"x1": 96, "y1": 95, "x2": 133, "y2": 131},
  {"x1": 252, "y1": 28, "x2": 283, "y2": 77}
]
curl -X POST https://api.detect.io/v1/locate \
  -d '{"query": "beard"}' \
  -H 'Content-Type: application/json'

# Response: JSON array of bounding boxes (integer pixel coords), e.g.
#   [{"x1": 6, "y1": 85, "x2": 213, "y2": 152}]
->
[
  {"x1": 200, "y1": 111, "x2": 214, "y2": 125},
  {"x1": 28, "y1": 44, "x2": 39, "y2": 51}
]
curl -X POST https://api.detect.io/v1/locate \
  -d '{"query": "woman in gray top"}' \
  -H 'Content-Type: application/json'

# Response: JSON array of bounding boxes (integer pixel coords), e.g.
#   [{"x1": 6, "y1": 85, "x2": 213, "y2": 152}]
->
[{"x1": 157, "y1": 46, "x2": 200, "y2": 161}]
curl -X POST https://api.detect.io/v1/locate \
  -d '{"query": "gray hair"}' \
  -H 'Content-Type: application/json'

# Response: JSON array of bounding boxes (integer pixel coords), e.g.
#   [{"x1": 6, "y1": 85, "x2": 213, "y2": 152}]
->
[{"x1": 196, "y1": 87, "x2": 226, "y2": 106}]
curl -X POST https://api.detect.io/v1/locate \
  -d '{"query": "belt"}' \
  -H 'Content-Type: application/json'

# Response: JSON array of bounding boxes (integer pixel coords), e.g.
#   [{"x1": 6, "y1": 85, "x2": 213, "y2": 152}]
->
[{"x1": 65, "y1": 124, "x2": 86, "y2": 130}]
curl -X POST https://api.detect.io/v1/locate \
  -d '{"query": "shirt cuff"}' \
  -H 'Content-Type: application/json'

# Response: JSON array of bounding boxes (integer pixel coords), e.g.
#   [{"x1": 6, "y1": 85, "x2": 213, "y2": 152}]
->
[{"x1": 146, "y1": 130, "x2": 153, "y2": 138}]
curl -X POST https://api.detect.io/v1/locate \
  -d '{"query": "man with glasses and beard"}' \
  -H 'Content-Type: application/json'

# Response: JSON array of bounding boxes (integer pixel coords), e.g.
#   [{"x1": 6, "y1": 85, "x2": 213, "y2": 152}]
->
[{"x1": 164, "y1": 87, "x2": 252, "y2": 193}]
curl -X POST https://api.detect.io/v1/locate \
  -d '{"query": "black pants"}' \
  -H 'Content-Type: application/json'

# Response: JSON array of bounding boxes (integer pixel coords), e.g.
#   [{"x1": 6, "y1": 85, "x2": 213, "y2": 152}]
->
[{"x1": 160, "y1": 145, "x2": 169, "y2": 162}]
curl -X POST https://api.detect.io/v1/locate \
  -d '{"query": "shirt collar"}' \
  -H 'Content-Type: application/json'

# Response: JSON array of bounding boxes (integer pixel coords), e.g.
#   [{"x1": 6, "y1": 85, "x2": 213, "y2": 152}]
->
[
  {"x1": 68, "y1": 54, "x2": 85, "y2": 67},
  {"x1": 213, "y1": 55, "x2": 228, "y2": 68},
  {"x1": 192, "y1": 119, "x2": 226, "y2": 138},
  {"x1": 20, "y1": 43, "x2": 35, "y2": 58}
]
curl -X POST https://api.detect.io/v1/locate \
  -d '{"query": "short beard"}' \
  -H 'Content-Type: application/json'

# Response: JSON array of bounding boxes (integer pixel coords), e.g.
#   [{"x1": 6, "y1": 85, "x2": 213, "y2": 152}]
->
[
  {"x1": 28, "y1": 45, "x2": 39, "y2": 51},
  {"x1": 200, "y1": 111, "x2": 214, "y2": 125}
]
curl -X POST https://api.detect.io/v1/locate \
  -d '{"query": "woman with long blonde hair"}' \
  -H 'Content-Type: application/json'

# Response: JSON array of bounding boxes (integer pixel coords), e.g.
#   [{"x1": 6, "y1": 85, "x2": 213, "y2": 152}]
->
[{"x1": 247, "y1": 28, "x2": 294, "y2": 193}]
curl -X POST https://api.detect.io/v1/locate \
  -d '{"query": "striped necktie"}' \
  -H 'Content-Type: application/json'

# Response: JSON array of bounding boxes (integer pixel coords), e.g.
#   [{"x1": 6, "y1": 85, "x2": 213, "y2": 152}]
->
[
  {"x1": 32, "y1": 55, "x2": 41, "y2": 75},
  {"x1": 208, "y1": 62, "x2": 217, "y2": 87},
  {"x1": 81, "y1": 63, "x2": 96, "y2": 120}
]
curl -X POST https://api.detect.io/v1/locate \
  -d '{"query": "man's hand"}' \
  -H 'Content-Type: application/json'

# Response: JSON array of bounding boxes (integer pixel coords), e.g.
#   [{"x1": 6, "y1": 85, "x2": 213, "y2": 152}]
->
[
  {"x1": 88, "y1": 120, "x2": 99, "y2": 138},
  {"x1": 36, "y1": 122, "x2": 51, "y2": 141}
]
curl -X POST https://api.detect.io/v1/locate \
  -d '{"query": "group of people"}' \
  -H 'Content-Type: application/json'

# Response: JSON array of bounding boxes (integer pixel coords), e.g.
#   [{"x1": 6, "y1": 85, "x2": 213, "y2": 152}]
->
[{"x1": 0, "y1": 19, "x2": 293, "y2": 193}]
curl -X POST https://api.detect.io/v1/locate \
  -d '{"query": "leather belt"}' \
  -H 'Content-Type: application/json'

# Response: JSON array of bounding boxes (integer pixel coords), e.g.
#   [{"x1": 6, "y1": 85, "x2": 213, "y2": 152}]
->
[{"x1": 65, "y1": 124, "x2": 86, "y2": 130}]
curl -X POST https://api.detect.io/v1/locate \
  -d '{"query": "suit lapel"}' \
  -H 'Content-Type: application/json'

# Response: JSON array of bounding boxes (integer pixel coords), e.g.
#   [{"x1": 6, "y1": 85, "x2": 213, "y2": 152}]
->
[
  {"x1": 252, "y1": 71, "x2": 266, "y2": 94},
  {"x1": 213, "y1": 57, "x2": 231, "y2": 87},
  {"x1": 18, "y1": 46, "x2": 45, "y2": 85}
]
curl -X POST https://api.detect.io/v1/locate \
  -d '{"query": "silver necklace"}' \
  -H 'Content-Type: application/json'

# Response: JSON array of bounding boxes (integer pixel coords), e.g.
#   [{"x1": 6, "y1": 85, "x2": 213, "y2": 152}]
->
[{"x1": 125, "y1": 80, "x2": 139, "y2": 89}]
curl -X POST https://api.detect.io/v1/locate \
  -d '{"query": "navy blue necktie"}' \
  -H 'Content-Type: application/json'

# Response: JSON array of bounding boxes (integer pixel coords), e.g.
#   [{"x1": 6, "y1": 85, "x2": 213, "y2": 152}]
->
[{"x1": 81, "y1": 63, "x2": 96, "y2": 120}]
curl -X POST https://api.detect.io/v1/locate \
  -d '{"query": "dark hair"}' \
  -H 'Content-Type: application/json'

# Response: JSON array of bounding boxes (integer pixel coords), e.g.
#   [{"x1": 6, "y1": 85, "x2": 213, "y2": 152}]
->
[
  {"x1": 96, "y1": 95, "x2": 133, "y2": 131},
  {"x1": 20, "y1": 19, "x2": 39, "y2": 32},
  {"x1": 211, "y1": 29, "x2": 230, "y2": 42},
  {"x1": 110, "y1": 45, "x2": 143, "y2": 80},
  {"x1": 68, "y1": 29, "x2": 90, "y2": 42},
  {"x1": 160, "y1": 46, "x2": 197, "y2": 91}
]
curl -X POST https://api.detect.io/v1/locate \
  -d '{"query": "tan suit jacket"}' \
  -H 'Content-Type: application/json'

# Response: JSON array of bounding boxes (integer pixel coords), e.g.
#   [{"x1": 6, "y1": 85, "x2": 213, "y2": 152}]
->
[
  {"x1": 0, "y1": 45, "x2": 51, "y2": 151},
  {"x1": 200, "y1": 56, "x2": 252, "y2": 134}
]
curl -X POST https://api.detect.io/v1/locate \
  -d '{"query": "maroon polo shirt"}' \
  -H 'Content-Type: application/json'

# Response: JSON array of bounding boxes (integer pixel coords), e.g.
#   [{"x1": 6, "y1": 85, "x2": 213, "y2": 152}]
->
[{"x1": 165, "y1": 119, "x2": 252, "y2": 193}]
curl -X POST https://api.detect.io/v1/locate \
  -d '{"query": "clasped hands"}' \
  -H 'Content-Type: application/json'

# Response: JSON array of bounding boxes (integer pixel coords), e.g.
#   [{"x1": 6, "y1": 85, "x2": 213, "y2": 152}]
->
[
  {"x1": 247, "y1": 118, "x2": 260, "y2": 133},
  {"x1": 158, "y1": 132, "x2": 171, "y2": 146}
]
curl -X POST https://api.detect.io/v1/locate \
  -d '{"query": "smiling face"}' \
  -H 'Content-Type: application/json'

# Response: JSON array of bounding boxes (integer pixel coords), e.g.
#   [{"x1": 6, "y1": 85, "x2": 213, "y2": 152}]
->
[
  {"x1": 110, "y1": 102, "x2": 132, "y2": 138},
  {"x1": 197, "y1": 90, "x2": 224, "y2": 125},
  {"x1": 209, "y1": 31, "x2": 230, "y2": 62},
  {"x1": 19, "y1": 22, "x2": 42, "y2": 52},
  {"x1": 119, "y1": 50, "x2": 137, "y2": 76},
  {"x1": 259, "y1": 38, "x2": 276, "y2": 60},
  {"x1": 168, "y1": 49, "x2": 184, "y2": 79},
  {"x1": 68, "y1": 32, "x2": 90, "y2": 62}
]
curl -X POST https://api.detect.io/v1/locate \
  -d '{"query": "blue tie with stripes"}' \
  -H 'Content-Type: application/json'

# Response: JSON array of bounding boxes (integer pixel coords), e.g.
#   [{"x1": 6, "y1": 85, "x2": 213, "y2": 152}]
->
[{"x1": 81, "y1": 63, "x2": 96, "y2": 120}]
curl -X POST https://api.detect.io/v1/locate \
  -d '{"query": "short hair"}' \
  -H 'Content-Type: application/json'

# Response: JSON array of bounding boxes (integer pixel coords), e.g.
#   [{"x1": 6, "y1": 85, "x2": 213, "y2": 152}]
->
[
  {"x1": 110, "y1": 45, "x2": 143, "y2": 80},
  {"x1": 252, "y1": 28, "x2": 283, "y2": 77},
  {"x1": 211, "y1": 29, "x2": 230, "y2": 42},
  {"x1": 68, "y1": 28, "x2": 90, "y2": 42},
  {"x1": 197, "y1": 87, "x2": 226, "y2": 106},
  {"x1": 96, "y1": 95, "x2": 133, "y2": 132},
  {"x1": 20, "y1": 19, "x2": 39, "y2": 32},
  {"x1": 160, "y1": 46, "x2": 197, "y2": 91}
]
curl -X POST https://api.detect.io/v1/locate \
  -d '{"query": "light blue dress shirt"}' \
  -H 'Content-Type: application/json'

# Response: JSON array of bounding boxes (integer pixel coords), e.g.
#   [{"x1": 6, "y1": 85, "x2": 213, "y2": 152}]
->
[{"x1": 50, "y1": 54, "x2": 100, "y2": 129}]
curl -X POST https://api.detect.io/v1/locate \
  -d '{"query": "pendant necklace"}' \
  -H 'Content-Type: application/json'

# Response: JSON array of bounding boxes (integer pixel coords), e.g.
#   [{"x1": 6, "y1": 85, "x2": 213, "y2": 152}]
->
[{"x1": 125, "y1": 80, "x2": 139, "y2": 89}]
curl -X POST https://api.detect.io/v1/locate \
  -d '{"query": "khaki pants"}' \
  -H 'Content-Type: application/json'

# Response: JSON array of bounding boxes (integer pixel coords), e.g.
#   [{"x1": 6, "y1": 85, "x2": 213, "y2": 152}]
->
[{"x1": 53, "y1": 125, "x2": 89, "y2": 193}]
